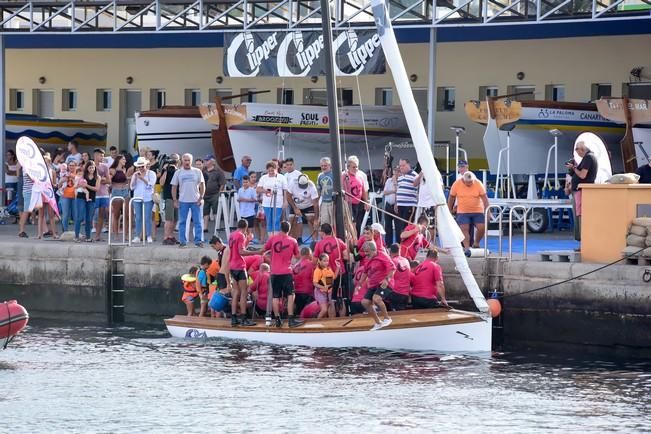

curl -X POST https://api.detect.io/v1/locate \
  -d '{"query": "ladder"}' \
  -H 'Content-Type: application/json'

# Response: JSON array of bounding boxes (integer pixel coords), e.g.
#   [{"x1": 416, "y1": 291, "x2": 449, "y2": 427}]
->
[
  {"x1": 484, "y1": 256, "x2": 506, "y2": 346},
  {"x1": 109, "y1": 246, "x2": 125, "y2": 323}
]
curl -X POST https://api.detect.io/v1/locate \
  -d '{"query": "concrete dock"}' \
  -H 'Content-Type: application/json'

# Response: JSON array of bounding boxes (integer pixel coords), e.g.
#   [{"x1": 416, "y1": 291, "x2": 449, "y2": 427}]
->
[{"x1": 0, "y1": 223, "x2": 649, "y2": 355}]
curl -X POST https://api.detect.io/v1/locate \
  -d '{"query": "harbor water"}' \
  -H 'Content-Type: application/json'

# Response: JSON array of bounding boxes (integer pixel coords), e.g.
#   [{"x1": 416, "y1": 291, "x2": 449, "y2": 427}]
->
[{"x1": 1, "y1": 321, "x2": 650, "y2": 433}]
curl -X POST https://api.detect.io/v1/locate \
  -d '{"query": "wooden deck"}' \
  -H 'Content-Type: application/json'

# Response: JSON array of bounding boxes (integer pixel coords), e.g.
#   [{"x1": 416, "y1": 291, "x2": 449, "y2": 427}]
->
[{"x1": 165, "y1": 308, "x2": 484, "y2": 334}]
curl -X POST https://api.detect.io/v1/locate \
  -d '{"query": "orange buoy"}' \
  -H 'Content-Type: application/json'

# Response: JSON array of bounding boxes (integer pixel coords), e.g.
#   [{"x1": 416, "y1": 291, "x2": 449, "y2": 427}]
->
[
  {"x1": 1, "y1": 300, "x2": 29, "y2": 346},
  {"x1": 487, "y1": 298, "x2": 502, "y2": 318}
]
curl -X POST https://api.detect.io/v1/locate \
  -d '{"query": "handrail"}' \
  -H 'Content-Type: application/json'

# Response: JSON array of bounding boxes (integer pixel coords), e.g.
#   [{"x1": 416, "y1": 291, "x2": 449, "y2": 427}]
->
[
  {"x1": 494, "y1": 140, "x2": 510, "y2": 199},
  {"x1": 543, "y1": 138, "x2": 560, "y2": 190},
  {"x1": 484, "y1": 205, "x2": 503, "y2": 258},
  {"x1": 128, "y1": 197, "x2": 146, "y2": 246},
  {"x1": 108, "y1": 196, "x2": 127, "y2": 246},
  {"x1": 508, "y1": 205, "x2": 529, "y2": 261}
]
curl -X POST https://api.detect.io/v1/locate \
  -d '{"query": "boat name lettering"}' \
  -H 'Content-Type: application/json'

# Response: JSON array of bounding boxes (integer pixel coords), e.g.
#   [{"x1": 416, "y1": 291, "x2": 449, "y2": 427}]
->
[
  {"x1": 538, "y1": 108, "x2": 578, "y2": 120},
  {"x1": 300, "y1": 112, "x2": 320, "y2": 125},
  {"x1": 246, "y1": 33, "x2": 279, "y2": 72},
  {"x1": 253, "y1": 115, "x2": 291, "y2": 124},
  {"x1": 579, "y1": 112, "x2": 605, "y2": 121}
]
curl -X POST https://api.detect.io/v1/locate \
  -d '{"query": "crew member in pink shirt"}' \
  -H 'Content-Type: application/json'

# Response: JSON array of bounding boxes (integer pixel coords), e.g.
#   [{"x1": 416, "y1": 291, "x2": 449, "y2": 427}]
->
[
  {"x1": 411, "y1": 249, "x2": 448, "y2": 309},
  {"x1": 388, "y1": 243, "x2": 413, "y2": 310},
  {"x1": 355, "y1": 241, "x2": 395, "y2": 331},
  {"x1": 264, "y1": 221, "x2": 303, "y2": 328},
  {"x1": 228, "y1": 219, "x2": 257, "y2": 327},
  {"x1": 249, "y1": 263, "x2": 271, "y2": 315},
  {"x1": 350, "y1": 264, "x2": 367, "y2": 315},
  {"x1": 399, "y1": 215, "x2": 430, "y2": 260},
  {"x1": 292, "y1": 246, "x2": 315, "y2": 314}
]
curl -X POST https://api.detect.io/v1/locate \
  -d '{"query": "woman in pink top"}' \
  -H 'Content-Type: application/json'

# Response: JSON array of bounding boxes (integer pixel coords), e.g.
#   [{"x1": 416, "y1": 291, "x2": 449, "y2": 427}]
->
[{"x1": 342, "y1": 155, "x2": 369, "y2": 237}]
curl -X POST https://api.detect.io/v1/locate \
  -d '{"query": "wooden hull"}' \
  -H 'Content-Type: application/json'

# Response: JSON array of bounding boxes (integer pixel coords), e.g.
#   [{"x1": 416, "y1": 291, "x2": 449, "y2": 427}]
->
[
  {"x1": 5, "y1": 113, "x2": 107, "y2": 151},
  {"x1": 165, "y1": 309, "x2": 492, "y2": 353}
]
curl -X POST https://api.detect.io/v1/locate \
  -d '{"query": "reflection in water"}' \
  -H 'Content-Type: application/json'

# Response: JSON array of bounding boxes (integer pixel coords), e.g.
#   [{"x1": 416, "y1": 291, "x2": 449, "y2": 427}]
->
[{"x1": 1, "y1": 322, "x2": 650, "y2": 433}]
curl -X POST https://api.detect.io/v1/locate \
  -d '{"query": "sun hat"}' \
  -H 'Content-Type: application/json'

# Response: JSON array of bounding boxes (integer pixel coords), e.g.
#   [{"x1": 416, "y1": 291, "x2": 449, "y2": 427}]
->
[
  {"x1": 370, "y1": 222, "x2": 386, "y2": 235},
  {"x1": 134, "y1": 156, "x2": 148, "y2": 167}
]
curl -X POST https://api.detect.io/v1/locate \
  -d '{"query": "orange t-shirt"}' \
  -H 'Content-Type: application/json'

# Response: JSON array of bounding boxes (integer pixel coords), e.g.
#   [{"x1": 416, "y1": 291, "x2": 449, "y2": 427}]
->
[
  {"x1": 450, "y1": 179, "x2": 486, "y2": 214},
  {"x1": 207, "y1": 259, "x2": 220, "y2": 279},
  {"x1": 313, "y1": 267, "x2": 336, "y2": 288}
]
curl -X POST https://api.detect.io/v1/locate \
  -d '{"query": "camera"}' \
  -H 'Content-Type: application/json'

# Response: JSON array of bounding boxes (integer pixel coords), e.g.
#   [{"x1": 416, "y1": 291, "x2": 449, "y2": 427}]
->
[
  {"x1": 565, "y1": 159, "x2": 575, "y2": 166},
  {"x1": 164, "y1": 158, "x2": 177, "y2": 165}
]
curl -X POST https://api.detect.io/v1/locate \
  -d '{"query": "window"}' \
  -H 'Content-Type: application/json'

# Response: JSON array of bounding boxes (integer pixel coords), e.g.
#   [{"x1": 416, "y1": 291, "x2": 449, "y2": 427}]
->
[
  {"x1": 591, "y1": 83, "x2": 612, "y2": 100},
  {"x1": 277, "y1": 88, "x2": 294, "y2": 105},
  {"x1": 625, "y1": 83, "x2": 651, "y2": 99},
  {"x1": 304, "y1": 88, "x2": 353, "y2": 106},
  {"x1": 240, "y1": 88, "x2": 257, "y2": 103},
  {"x1": 375, "y1": 88, "x2": 393, "y2": 105},
  {"x1": 507, "y1": 85, "x2": 535, "y2": 101},
  {"x1": 208, "y1": 88, "x2": 232, "y2": 102},
  {"x1": 96, "y1": 89, "x2": 112, "y2": 111},
  {"x1": 478, "y1": 86, "x2": 498, "y2": 101},
  {"x1": 150, "y1": 89, "x2": 166, "y2": 109},
  {"x1": 62, "y1": 89, "x2": 77, "y2": 111},
  {"x1": 339, "y1": 88, "x2": 353, "y2": 106},
  {"x1": 545, "y1": 85, "x2": 565, "y2": 101},
  {"x1": 184, "y1": 89, "x2": 201, "y2": 106},
  {"x1": 9, "y1": 89, "x2": 24, "y2": 111},
  {"x1": 436, "y1": 86, "x2": 456, "y2": 111}
]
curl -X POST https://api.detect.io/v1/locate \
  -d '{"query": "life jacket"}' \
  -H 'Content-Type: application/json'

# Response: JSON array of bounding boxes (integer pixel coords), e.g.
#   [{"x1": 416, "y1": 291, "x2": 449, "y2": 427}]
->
[{"x1": 183, "y1": 281, "x2": 199, "y2": 298}]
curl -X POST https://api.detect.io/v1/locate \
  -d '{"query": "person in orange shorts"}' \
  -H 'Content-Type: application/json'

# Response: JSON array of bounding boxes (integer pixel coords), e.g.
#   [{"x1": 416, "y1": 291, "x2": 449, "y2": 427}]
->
[{"x1": 181, "y1": 266, "x2": 199, "y2": 316}]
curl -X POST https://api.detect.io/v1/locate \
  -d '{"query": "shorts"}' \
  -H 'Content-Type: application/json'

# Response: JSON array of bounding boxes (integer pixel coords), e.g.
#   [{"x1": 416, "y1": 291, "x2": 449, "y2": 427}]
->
[
  {"x1": 182, "y1": 294, "x2": 198, "y2": 303},
  {"x1": 364, "y1": 286, "x2": 392, "y2": 301},
  {"x1": 216, "y1": 273, "x2": 228, "y2": 290},
  {"x1": 271, "y1": 274, "x2": 295, "y2": 298},
  {"x1": 111, "y1": 188, "x2": 130, "y2": 199},
  {"x1": 21, "y1": 190, "x2": 32, "y2": 212},
  {"x1": 349, "y1": 301, "x2": 365, "y2": 315},
  {"x1": 290, "y1": 206, "x2": 315, "y2": 223},
  {"x1": 387, "y1": 292, "x2": 409, "y2": 311},
  {"x1": 456, "y1": 213, "x2": 485, "y2": 225},
  {"x1": 243, "y1": 215, "x2": 256, "y2": 229},
  {"x1": 95, "y1": 197, "x2": 110, "y2": 209},
  {"x1": 412, "y1": 296, "x2": 440, "y2": 309},
  {"x1": 164, "y1": 199, "x2": 178, "y2": 221},
  {"x1": 314, "y1": 288, "x2": 333, "y2": 305},
  {"x1": 230, "y1": 269, "x2": 248, "y2": 282},
  {"x1": 319, "y1": 201, "x2": 334, "y2": 225},
  {"x1": 203, "y1": 195, "x2": 219, "y2": 217},
  {"x1": 294, "y1": 293, "x2": 314, "y2": 313}
]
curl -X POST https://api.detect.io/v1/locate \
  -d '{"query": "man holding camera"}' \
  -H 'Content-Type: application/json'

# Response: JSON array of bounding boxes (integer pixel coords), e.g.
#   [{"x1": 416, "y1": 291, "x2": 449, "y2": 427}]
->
[{"x1": 565, "y1": 141, "x2": 598, "y2": 249}]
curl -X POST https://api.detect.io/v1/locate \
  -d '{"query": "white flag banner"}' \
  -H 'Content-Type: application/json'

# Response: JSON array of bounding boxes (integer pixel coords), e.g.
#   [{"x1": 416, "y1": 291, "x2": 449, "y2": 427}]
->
[{"x1": 371, "y1": 0, "x2": 488, "y2": 313}]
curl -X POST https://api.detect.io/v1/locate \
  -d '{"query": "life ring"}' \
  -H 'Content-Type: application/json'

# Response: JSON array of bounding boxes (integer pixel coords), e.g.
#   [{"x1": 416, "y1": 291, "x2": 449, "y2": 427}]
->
[{"x1": 0, "y1": 300, "x2": 29, "y2": 346}]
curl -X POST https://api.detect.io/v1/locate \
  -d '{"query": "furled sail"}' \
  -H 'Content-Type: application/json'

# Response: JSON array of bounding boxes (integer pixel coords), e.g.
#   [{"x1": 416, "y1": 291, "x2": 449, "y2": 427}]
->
[{"x1": 371, "y1": 0, "x2": 489, "y2": 313}]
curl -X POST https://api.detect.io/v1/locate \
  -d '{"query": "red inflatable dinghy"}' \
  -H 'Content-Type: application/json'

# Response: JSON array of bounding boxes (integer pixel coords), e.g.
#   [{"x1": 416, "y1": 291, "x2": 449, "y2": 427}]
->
[{"x1": 1, "y1": 300, "x2": 29, "y2": 348}]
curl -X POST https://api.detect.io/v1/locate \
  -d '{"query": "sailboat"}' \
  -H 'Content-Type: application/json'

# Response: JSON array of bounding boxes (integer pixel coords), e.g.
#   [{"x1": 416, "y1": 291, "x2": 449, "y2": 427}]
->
[{"x1": 165, "y1": 0, "x2": 492, "y2": 353}]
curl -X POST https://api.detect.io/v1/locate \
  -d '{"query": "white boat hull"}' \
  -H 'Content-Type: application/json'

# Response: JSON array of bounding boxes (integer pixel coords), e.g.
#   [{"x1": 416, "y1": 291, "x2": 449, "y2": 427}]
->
[
  {"x1": 633, "y1": 126, "x2": 651, "y2": 165},
  {"x1": 166, "y1": 312, "x2": 492, "y2": 353},
  {"x1": 135, "y1": 114, "x2": 214, "y2": 159}
]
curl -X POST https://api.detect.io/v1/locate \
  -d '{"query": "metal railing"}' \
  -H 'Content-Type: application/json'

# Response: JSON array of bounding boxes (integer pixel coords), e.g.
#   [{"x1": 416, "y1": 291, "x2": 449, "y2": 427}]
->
[
  {"x1": 127, "y1": 197, "x2": 146, "y2": 246},
  {"x1": 508, "y1": 205, "x2": 529, "y2": 260},
  {"x1": 484, "y1": 205, "x2": 503, "y2": 258},
  {"x1": 108, "y1": 196, "x2": 127, "y2": 246}
]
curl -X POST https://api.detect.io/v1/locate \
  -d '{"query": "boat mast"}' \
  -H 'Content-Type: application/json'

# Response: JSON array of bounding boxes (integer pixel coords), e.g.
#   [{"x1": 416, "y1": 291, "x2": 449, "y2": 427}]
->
[{"x1": 319, "y1": 0, "x2": 346, "y2": 240}]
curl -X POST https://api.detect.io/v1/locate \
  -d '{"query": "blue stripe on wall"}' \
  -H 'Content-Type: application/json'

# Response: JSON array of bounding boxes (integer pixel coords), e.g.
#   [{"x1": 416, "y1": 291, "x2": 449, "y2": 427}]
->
[{"x1": 4, "y1": 17, "x2": 651, "y2": 49}]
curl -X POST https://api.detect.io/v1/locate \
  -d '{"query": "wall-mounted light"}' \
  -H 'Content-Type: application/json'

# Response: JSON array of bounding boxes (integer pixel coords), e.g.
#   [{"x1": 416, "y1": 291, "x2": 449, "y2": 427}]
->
[
  {"x1": 516, "y1": 71, "x2": 525, "y2": 81},
  {"x1": 216, "y1": 76, "x2": 224, "y2": 84},
  {"x1": 38, "y1": 76, "x2": 46, "y2": 84},
  {"x1": 126, "y1": 76, "x2": 134, "y2": 85},
  {"x1": 310, "y1": 76, "x2": 318, "y2": 83},
  {"x1": 409, "y1": 74, "x2": 418, "y2": 82}
]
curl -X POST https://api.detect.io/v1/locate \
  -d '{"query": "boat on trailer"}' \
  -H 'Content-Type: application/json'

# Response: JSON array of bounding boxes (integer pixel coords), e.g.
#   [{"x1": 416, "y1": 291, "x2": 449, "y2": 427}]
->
[{"x1": 165, "y1": 0, "x2": 492, "y2": 354}]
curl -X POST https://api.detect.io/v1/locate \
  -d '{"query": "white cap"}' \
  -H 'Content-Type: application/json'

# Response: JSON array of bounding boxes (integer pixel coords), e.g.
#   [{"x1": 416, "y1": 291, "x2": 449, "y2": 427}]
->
[{"x1": 370, "y1": 222, "x2": 386, "y2": 235}]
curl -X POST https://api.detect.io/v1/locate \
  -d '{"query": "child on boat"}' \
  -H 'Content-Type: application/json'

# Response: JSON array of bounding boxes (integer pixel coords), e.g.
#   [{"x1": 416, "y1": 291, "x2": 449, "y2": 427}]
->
[
  {"x1": 313, "y1": 253, "x2": 338, "y2": 318},
  {"x1": 181, "y1": 266, "x2": 199, "y2": 316},
  {"x1": 197, "y1": 256, "x2": 212, "y2": 317}
]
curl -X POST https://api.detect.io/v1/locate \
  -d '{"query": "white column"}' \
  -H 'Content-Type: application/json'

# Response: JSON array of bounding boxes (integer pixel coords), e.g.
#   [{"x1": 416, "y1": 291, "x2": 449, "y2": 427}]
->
[{"x1": 426, "y1": 28, "x2": 437, "y2": 145}]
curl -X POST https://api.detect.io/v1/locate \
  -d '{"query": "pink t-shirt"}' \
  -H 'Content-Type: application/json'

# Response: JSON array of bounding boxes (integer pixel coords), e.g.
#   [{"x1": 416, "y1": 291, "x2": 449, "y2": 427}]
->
[
  {"x1": 96, "y1": 163, "x2": 110, "y2": 197},
  {"x1": 352, "y1": 265, "x2": 366, "y2": 303},
  {"x1": 314, "y1": 236, "x2": 347, "y2": 273},
  {"x1": 400, "y1": 224, "x2": 430, "y2": 260},
  {"x1": 228, "y1": 231, "x2": 247, "y2": 271},
  {"x1": 391, "y1": 256, "x2": 413, "y2": 296},
  {"x1": 264, "y1": 234, "x2": 299, "y2": 275},
  {"x1": 412, "y1": 260, "x2": 443, "y2": 299},
  {"x1": 357, "y1": 233, "x2": 385, "y2": 258},
  {"x1": 343, "y1": 171, "x2": 366, "y2": 205},
  {"x1": 365, "y1": 251, "x2": 396, "y2": 288},
  {"x1": 244, "y1": 255, "x2": 264, "y2": 273},
  {"x1": 293, "y1": 258, "x2": 315, "y2": 295},
  {"x1": 249, "y1": 271, "x2": 270, "y2": 311}
]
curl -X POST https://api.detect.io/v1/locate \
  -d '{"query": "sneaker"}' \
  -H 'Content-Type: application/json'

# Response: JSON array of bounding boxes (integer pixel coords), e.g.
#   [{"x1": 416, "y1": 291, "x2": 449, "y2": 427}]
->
[
  {"x1": 195, "y1": 242, "x2": 204, "y2": 248},
  {"x1": 464, "y1": 249, "x2": 471, "y2": 258},
  {"x1": 380, "y1": 317, "x2": 393, "y2": 328},
  {"x1": 132, "y1": 237, "x2": 141, "y2": 243},
  {"x1": 240, "y1": 317, "x2": 257, "y2": 327},
  {"x1": 288, "y1": 316, "x2": 304, "y2": 328},
  {"x1": 178, "y1": 243, "x2": 187, "y2": 248},
  {"x1": 146, "y1": 236, "x2": 153, "y2": 243},
  {"x1": 162, "y1": 238, "x2": 172, "y2": 245},
  {"x1": 102, "y1": 227, "x2": 109, "y2": 233},
  {"x1": 275, "y1": 317, "x2": 283, "y2": 328},
  {"x1": 369, "y1": 322, "x2": 383, "y2": 331},
  {"x1": 231, "y1": 315, "x2": 240, "y2": 327},
  {"x1": 18, "y1": 232, "x2": 28, "y2": 238},
  {"x1": 91, "y1": 228, "x2": 97, "y2": 234}
]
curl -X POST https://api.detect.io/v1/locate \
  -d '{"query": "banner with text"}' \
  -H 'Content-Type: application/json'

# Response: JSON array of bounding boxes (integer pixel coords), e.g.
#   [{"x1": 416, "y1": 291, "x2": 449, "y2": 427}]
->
[{"x1": 224, "y1": 30, "x2": 386, "y2": 77}]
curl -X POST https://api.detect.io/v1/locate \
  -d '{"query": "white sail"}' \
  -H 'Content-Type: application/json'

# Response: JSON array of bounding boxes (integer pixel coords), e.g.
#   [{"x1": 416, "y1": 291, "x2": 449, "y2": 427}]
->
[{"x1": 371, "y1": 0, "x2": 489, "y2": 314}]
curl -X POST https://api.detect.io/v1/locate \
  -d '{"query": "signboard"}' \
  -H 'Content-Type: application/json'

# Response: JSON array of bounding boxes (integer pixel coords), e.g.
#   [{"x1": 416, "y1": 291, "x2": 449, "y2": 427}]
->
[{"x1": 224, "y1": 29, "x2": 386, "y2": 77}]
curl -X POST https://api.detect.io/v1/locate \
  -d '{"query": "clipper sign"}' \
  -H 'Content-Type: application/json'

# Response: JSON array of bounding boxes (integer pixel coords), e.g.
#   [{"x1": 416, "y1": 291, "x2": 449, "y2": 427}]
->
[{"x1": 224, "y1": 30, "x2": 385, "y2": 77}]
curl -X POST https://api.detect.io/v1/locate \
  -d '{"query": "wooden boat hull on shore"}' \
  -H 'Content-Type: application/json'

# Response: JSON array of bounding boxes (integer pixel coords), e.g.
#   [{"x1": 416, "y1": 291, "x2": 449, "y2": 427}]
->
[
  {"x1": 165, "y1": 309, "x2": 491, "y2": 353},
  {"x1": 6, "y1": 113, "x2": 107, "y2": 151}
]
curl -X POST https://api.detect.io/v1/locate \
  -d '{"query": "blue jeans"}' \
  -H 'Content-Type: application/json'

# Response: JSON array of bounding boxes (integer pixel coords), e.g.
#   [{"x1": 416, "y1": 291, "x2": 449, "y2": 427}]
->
[
  {"x1": 179, "y1": 201, "x2": 202, "y2": 244},
  {"x1": 60, "y1": 197, "x2": 74, "y2": 232},
  {"x1": 264, "y1": 206, "x2": 282, "y2": 233},
  {"x1": 133, "y1": 200, "x2": 154, "y2": 238},
  {"x1": 74, "y1": 198, "x2": 94, "y2": 239}
]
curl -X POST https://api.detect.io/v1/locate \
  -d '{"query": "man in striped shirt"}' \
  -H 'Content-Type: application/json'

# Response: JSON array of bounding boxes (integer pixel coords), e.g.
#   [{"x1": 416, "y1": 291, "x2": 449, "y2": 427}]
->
[{"x1": 394, "y1": 159, "x2": 419, "y2": 237}]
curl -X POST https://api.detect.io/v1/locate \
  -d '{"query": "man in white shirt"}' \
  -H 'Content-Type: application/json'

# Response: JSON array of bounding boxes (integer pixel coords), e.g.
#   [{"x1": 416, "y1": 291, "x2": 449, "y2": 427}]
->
[
  {"x1": 256, "y1": 160, "x2": 287, "y2": 238},
  {"x1": 65, "y1": 141, "x2": 82, "y2": 164},
  {"x1": 287, "y1": 173, "x2": 319, "y2": 243},
  {"x1": 171, "y1": 153, "x2": 205, "y2": 248}
]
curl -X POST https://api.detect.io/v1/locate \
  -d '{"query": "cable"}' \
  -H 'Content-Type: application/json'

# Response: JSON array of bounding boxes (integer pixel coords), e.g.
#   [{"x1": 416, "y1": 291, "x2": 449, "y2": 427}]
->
[{"x1": 500, "y1": 246, "x2": 648, "y2": 299}]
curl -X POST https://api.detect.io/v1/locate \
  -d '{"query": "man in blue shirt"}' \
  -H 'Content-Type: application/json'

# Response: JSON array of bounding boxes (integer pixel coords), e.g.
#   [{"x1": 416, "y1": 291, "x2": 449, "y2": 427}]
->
[
  {"x1": 233, "y1": 155, "x2": 252, "y2": 189},
  {"x1": 317, "y1": 157, "x2": 334, "y2": 226}
]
